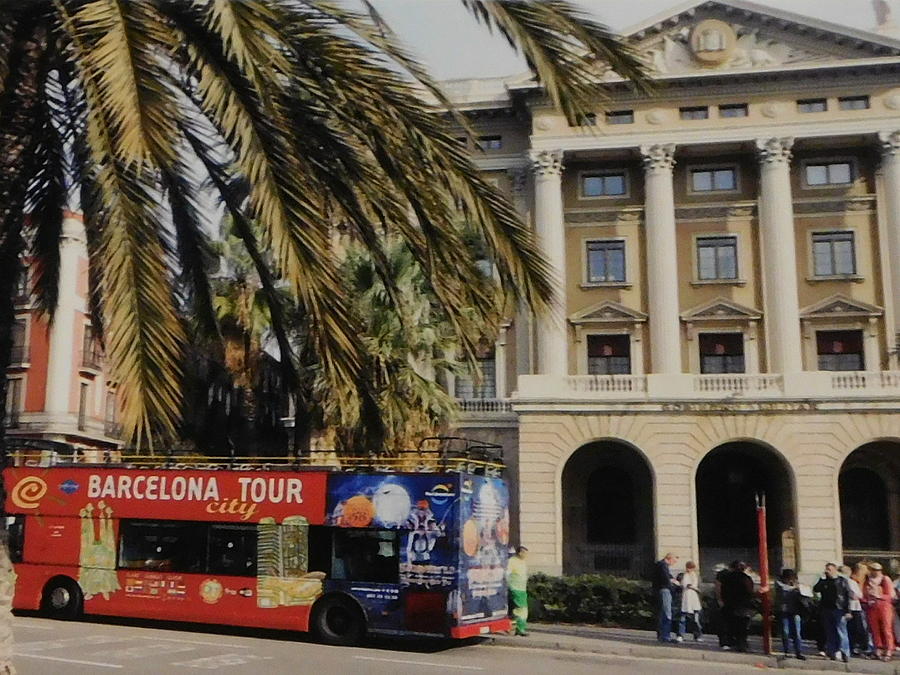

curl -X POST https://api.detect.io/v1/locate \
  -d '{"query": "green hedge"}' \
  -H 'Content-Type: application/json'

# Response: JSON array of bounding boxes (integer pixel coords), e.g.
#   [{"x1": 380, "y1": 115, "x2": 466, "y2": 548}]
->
[{"x1": 527, "y1": 573, "x2": 655, "y2": 629}]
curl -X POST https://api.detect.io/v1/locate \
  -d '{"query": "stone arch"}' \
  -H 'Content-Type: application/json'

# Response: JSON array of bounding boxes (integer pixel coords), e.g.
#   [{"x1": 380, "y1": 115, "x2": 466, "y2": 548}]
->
[
  {"x1": 561, "y1": 438, "x2": 655, "y2": 577},
  {"x1": 694, "y1": 440, "x2": 797, "y2": 580},
  {"x1": 839, "y1": 440, "x2": 900, "y2": 562}
]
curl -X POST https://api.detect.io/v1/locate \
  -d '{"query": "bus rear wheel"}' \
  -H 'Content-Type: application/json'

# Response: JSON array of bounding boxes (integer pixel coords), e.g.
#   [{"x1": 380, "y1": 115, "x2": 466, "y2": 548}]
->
[
  {"x1": 41, "y1": 577, "x2": 83, "y2": 620},
  {"x1": 311, "y1": 596, "x2": 365, "y2": 646}
]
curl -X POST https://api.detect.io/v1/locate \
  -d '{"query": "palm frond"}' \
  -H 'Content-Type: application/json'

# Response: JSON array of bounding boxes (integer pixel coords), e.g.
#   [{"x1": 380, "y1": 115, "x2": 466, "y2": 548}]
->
[{"x1": 461, "y1": 0, "x2": 650, "y2": 122}]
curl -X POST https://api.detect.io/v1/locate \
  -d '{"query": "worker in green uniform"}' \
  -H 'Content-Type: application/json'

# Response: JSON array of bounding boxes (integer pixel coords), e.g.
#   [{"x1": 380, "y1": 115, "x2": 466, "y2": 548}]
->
[{"x1": 507, "y1": 545, "x2": 529, "y2": 636}]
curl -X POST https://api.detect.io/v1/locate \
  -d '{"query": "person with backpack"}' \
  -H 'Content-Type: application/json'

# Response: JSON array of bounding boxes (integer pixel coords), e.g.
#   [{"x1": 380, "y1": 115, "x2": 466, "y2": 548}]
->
[{"x1": 775, "y1": 569, "x2": 806, "y2": 660}]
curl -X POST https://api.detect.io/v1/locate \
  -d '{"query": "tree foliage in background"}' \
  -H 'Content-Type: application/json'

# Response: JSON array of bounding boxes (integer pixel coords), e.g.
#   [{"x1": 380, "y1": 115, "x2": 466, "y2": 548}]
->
[{"x1": 0, "y1": 0, "x2": 645, "y2": 453}]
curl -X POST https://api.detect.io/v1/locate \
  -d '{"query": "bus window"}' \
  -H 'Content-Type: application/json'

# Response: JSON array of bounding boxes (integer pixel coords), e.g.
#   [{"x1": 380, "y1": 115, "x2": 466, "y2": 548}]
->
[
  {"x1": 208, "y1": 524, "x2": 257, "y2": 577},
  {"x1": 332, "y1": 529, "x2": 399, "y2": 584},
  {"x1": 5, "y1": 516, "x2": 24, "y2": 563},
  {"x1": 118, "y1": 521, "x2": 206, "y2": 573}
]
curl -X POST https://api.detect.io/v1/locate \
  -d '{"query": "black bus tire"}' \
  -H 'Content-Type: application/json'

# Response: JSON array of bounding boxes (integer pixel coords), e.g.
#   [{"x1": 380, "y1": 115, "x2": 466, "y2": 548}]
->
[
  {"x1": 41, "y1": 577, "x2": 83, "y2": 620},
  {"x1": 311, "y1": 595, "x2": 366, "y2": 647}
]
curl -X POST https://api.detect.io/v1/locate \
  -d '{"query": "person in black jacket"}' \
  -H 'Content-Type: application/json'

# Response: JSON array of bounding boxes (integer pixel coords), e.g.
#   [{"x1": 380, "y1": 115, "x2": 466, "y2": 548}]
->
[
  {"x1": 653, "y1": 553, "x2": 679, "y2": 643},
  {"x1": 720, "y1": 561, "x2": 755, "y2": 653},
  {"x1": 813, "y1": 562, "x2": 852, "y2": 663}
]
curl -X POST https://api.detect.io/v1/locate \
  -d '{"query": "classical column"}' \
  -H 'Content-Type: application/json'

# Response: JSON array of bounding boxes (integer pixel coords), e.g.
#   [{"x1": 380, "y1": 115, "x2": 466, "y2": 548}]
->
[
  {"x1": 508, "y1": 167, "x2": 534, "y2": 378},
  {"x1": 641, "y1": 143, "x2": 682, "y2": 374},
  {"x1": 44, "y1": 215, "x2": 87, "y2": 417},
  {"x1": 494, "y1": 323, "x2": 510, "y2": 399},
  {"x1": 756, "y1": 137, "x2": 803, "y2": 373},
  {"x1": 529, "y1": 149, "x2": 568, "y2": 376},
  {"x1": 879, "y1": 131, "x2": 900, "y2": 355}
]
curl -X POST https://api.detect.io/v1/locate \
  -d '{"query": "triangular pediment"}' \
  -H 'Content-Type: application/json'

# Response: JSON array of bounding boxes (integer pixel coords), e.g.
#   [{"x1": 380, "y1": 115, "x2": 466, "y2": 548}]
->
[
  {"x1": 627, "y1": 1, "x2": 900, "y2": 77},
  {"x1": 801, "y1": 294, "x2": 883, "y2": 318},
  {"x1": 569, "y1": 301, "x2": 647, "y2": 325},
  {"x1": 682, "y1": 297, "x2": 762, "y2": 321}
]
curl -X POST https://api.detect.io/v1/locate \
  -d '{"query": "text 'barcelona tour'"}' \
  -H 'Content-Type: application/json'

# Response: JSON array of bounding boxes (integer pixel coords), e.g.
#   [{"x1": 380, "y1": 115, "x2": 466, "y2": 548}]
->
[{"x1": 87, "y1": 474, "x2": 305, "y2": 505}]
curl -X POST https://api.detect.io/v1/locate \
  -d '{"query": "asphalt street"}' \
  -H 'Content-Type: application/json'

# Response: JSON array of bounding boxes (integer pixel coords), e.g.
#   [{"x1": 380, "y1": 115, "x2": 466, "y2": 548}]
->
[{"x1": 12, "y1": 615, "x2": 774, "y2": 674}]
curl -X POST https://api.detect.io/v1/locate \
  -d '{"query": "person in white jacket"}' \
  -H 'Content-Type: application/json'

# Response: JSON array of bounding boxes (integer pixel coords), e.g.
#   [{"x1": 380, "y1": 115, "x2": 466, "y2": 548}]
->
[{"x1": 677, "y1": 561, "x2": 704, "y2": 642}]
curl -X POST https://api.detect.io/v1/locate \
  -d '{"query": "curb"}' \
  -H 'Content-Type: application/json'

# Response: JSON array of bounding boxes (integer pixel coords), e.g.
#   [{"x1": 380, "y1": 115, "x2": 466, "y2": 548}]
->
[{"x1": 483, "y1": 634, "x2": 900, "y2": 673}]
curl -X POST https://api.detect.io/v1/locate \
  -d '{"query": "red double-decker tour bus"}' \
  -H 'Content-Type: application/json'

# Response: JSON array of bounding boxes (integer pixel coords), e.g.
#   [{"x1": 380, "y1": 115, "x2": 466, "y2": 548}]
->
[{"x1": 3, "y1": 440, "x2": 511, "y2": 645}]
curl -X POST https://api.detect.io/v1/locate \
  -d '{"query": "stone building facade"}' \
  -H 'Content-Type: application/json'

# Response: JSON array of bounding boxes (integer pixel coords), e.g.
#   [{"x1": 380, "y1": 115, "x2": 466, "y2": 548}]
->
[{"x1": 452, "y1": 0, "x2": 900, "y2": 580}]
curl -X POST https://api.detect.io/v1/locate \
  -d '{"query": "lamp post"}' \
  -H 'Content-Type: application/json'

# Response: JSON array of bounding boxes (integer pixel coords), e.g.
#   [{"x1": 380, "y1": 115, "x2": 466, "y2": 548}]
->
[{"x1": 756, "y1": 493, "x2": 772, "y2": 655}]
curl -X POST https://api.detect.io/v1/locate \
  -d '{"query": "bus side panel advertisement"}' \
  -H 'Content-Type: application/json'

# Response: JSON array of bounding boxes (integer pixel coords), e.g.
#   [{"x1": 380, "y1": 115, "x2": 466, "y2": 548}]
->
[
  {"x1": 326, "y1": 474, "x2": 459, "y2": 590},
  {"x1": 3, "y1": 468, "x2": 329, "y2": 523},
  {"x1": 455, "y1": 476, "x2": 509, "y2": 625}
]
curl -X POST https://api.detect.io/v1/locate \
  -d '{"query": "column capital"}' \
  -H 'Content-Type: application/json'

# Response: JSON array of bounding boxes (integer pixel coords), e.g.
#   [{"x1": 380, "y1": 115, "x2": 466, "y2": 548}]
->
[
  {"x1": 755, "y1": 137, "x2": 794, "y2": 165},
  {"x1": 640, "y1": 143, "x2": 676, "y2": 172},
  {"x1": 878, "y1": 130, "x2": 900, "y2": 157},
  {"x1": 528, "y1": 149, "x2": 563, "y2": 177}
]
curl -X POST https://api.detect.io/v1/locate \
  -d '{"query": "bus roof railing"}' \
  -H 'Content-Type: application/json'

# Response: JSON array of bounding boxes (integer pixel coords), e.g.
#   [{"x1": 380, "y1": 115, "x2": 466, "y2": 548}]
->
[{"x1": 4, "y1": 436, "x2": 505, "y2": 476}]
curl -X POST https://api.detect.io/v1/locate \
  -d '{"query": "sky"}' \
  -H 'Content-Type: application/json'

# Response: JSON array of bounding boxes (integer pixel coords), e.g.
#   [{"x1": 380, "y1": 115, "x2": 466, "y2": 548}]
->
[{"x1": 369, "y1": 0, "x2": 884, "y2": 80}]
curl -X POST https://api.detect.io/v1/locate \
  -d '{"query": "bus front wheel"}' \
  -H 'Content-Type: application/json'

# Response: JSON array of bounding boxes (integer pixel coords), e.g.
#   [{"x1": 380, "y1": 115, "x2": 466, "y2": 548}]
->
[
  {"x1": 41, "y1": 577, "x2": 83, "y2": 620},
  {"x1": 311, "y1": 596, "x2": 365, "y2": 646}
]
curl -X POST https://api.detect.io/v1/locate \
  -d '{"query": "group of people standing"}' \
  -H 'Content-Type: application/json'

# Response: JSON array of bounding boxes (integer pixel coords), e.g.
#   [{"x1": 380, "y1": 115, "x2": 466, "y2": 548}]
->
[{"x1": 654, "y1": 554, "x2": 900, "y2": 662}]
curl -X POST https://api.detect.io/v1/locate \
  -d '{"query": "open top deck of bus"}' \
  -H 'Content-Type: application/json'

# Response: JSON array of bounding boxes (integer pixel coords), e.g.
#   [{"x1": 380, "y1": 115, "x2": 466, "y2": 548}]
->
[{"x1": 5, "y1": 436, "x2": 505, "y2": 476}]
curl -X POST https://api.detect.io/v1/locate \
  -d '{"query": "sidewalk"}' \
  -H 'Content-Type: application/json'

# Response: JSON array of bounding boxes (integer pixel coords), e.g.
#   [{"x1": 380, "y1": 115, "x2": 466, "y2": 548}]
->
[{"x1": 484, "y1": 623, "x2": 900, "y2": 673}]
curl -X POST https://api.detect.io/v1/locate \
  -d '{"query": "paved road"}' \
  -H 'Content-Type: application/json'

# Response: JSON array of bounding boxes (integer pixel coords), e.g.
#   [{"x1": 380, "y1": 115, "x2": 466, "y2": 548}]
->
[{"x1": 12, "y1": 615, "x2": 772, "y2": 674}]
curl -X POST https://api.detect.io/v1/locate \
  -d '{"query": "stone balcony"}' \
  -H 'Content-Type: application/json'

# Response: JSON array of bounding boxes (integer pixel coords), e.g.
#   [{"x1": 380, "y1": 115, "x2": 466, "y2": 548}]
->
[{"x1": 515, "y1": 371, "x2": 900, "y2": 403}]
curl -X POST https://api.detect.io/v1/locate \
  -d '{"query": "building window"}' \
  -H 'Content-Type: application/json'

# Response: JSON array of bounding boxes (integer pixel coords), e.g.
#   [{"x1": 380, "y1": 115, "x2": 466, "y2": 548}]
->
[
  {"x1": 691, "y1": 167, "x2": 737, "y2": 192},
  {"x1": 78, "y1": 382, "x2": 89, "y2": 431},
  {"x1": 699, "y1": 333, "x2": 745, "y2": 374},
  {"x1": 586, "y1": 240, "x2": 626, "y2": 283},
  {"x1": 13, "y1": 269, "x2": 28, "y2": 303},
  {"x1": 4, "y1": 378, "x2": 22, "y2": 429},
  {"x1": 817, "y1": 330, "x2": 864, "y2": 371},
  {"x1": 581, "y1": 172, "x2": 626, "y2": 197},
  {"x1": 805, "y1": 161, "x2": 852, "y2": 186},
  {"x1": 696, "y1": 236, "x2": 738, "y2": 281},
  {"x1": 575, "y1": 112, "x2": 597, "y2": 126},
  {"x1": 812, "y1": 231, "x2": 856, "y2": 277},
  {"x1": 587, "y1": 335, "x2": 631, "y2": 375},
  {"x1": 798, "y1": 98, "x2": 828, "y2": 113},
  {"x1": 455, "y1": 350, "x2": 496, "y2": 400},
  {"x1": 605, "y1": 110, "x2": 634, "y2": 125},
  {"x1": 477, "y1": 135, "x2": 502, "y2": 150},
  {"x1": 680, "y1": 106, "x2": 709, "y2": 120},
  {"x1": 82, "y1": 325, "x2": 102, "y2": 369},
  {"x1": 839, "y1": 95, "x2": 869, "y2": 110},
  {"x1": 719, "y1": 103, "x2": 748, "y2": 118},
  {"x1": 10, "y1": 319, "x2": 27, "y2": 364}
]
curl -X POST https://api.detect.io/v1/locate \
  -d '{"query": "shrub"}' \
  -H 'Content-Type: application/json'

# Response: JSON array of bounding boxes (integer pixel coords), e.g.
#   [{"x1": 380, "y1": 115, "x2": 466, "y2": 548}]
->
[{"x1": 527, "y1": 573, "x2": 655, "y2": 629}]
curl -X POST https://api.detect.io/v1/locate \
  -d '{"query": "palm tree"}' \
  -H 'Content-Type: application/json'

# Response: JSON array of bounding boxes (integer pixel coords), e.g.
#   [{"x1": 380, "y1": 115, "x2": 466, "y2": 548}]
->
[
  {"x1": 0, "y1": 2, "x2": 645, "y2": 664},
  {"x1": 0, "y1": 0, "x2": 645, "y2": 450}
]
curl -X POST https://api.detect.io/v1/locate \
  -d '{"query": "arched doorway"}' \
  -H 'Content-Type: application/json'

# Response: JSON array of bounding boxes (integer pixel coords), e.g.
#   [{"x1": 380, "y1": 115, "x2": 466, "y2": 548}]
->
[
  {"x1": 561, "y1": 441, "x2": 654, "y2": 577},
  {"x1": 695, "y1": 442, "x2": 795, "y2": 580},
  {"x1": 839, "y1": 441, "x2": 900, "y2": 566}
]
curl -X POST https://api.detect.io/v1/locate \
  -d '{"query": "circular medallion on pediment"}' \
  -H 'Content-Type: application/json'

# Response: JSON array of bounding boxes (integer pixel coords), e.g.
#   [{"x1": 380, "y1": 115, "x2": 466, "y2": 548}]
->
[
  {"x1": 760, "y1": 102, "x2": 782, "y2": 118},
  {"x1": 689, "y1": 19, "x2": 737, "y2": 66},
  {"x1": 885, "y1": 90, "x2": 900, "y2": 110}
]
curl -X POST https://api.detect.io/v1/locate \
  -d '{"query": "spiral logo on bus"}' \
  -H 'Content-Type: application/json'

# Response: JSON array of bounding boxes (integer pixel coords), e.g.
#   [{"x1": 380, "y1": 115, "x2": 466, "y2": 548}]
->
[{"x1": 11, "y1": 476, "x2": 47, "y2": 510}]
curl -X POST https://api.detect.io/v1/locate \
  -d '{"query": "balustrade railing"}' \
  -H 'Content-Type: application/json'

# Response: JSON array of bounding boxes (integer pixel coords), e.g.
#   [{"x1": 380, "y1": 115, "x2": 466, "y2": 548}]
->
[
  {"x1": 693, "y1": 374, "x2": 783, "y2": 393},
  {"x1": 565, "y1": 375, "x2": 647, "y2": 393},
  {"x1": 456, "y1": 398, "x2": 513, "y2": 413}
]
